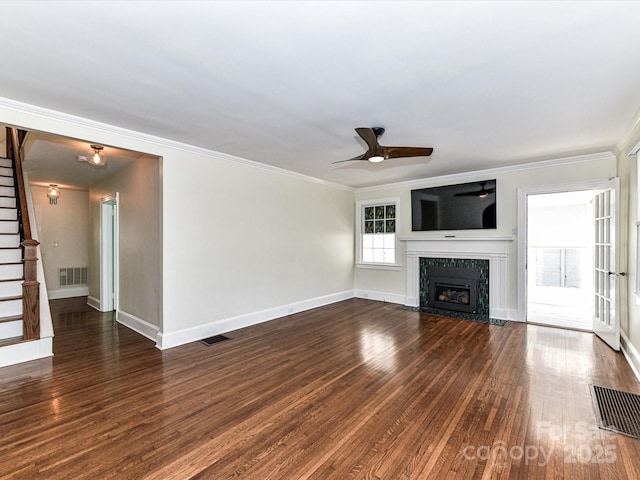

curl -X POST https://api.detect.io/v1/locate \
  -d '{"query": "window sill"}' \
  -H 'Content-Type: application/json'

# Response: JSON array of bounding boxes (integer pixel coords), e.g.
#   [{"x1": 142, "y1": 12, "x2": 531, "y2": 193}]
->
[{"x1": 355, "y1": 262, "x2": 402, "y2": 271}]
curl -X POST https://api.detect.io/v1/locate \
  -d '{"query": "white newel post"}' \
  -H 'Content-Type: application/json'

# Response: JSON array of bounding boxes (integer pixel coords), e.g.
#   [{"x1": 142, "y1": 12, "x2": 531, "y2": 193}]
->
[{"x1": 401, "y1": 237, "x2": 514, "y2": 320}]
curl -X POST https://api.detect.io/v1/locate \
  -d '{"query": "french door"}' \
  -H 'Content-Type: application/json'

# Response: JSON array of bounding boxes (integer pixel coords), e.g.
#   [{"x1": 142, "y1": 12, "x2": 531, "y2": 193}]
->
[{"x1": 593, "y1": 178, "x2": 620, "y2": 351}]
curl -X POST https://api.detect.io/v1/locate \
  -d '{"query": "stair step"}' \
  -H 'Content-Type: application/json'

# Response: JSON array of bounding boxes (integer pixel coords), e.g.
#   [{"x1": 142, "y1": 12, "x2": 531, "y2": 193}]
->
[
  {"x1": 0, "y1": 336, "x2": 24, "y2": 348},
  {"x1": 0, "y1": 263, "x2": 23, "y2": 280},
  {"x1": 0, "y1": 298, "x2": 21, "y2": 317},
  {"x1": 0, "y1": 318, "x2": 22, "y2": 339},
  {"x1": 0, "y1": 234, "x2": 20, "y2": 248},
  {"x1": 0, "y1": 167, "x2": 12, "y2": 177},
  {"x1": 0, "y1": 295, "x2": 22, "y2": 302},
  {"x1": 0, "y1": 176, "x2": 13, "y2": 187},
  {"x1": 0, "y1": 221, "x2": 18, "y2": 233},
  {"x1": 0, "y1": 158, "x2": 11, "y2": 169},
  {"x1": 0, "y1": 248, "x2": 21, "y2": 263},
  {"x1": 0, "y1": 197, "x2": 16, "y2": 208},
  {"x1": 0, "y1": 280, "x2": 22, "y2": 297},
  {"x1": 0, "y1": 186, "x2": 15, "y2": 197},
  {"x1": 0, "y1": 208, "x2": 17, "y2": 220}
]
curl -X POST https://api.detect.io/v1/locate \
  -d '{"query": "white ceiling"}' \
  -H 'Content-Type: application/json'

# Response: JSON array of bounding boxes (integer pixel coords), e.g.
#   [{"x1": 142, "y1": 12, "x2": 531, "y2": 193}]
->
[
  {"x1": 17, "y1": 131, "x2": 147, "y2": 190},
  {"x1": 1, "y1": 1, "x2": 640, "y2": 189}
]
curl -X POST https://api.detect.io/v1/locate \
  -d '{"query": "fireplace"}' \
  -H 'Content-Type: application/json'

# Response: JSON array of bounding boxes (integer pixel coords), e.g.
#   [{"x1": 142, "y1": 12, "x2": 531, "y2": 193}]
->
[
  {"x1": 419, "y1": 257, "x2": 489, "y2": 321},
  {"x1": 428, "y1": 265, "x2": 480, "y2": 314},
  {"x1": 402, "y1": 236, "x2": 513, "y2": 321}
]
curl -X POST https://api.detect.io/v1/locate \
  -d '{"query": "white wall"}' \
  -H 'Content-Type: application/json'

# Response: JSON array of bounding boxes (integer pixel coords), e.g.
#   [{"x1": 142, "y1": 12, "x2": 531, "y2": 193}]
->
[
  {"x1": 30, "y1": 185, "x2": 89, "y2": 298},
  {"x1": 354, "y1": 154, "x2": 617, "y2": 318},
  {"x1": 160, "y1": 152, "x2": 355, "y2": 346},
  {"x1": 617, "y1": 120, "x2": 640, "y2": 371},
  {"x1": 89, "y1": 155, "x2": 162, "y2": 330}
]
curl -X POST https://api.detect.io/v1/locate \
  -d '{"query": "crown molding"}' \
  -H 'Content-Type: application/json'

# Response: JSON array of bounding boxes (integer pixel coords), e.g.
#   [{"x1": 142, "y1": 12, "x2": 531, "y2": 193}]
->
[
  {"x1": 0, "y1": 96, "x2": 354, "y2": 192},
  {"x1": 355, "y1": 151, "x2": 616, "y2": 193},
  {"x1": 618, "y1": 105, "x2": 640, "y2": 156}
]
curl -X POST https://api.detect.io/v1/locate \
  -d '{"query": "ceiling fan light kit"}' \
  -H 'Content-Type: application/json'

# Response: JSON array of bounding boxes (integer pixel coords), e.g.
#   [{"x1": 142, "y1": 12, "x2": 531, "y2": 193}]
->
[{"x1": 334, "y1": 127, "x2": 434, "y2": 164}]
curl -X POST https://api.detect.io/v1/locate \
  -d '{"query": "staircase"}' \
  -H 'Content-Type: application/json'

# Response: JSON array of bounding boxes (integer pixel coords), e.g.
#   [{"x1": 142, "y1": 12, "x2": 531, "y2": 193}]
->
[
  {"x1": 0, "y1": 156, "x2": 24, "y2": 347},
  {"x1": 0, "y1": 127, "x2": 52, "y2": 367}
]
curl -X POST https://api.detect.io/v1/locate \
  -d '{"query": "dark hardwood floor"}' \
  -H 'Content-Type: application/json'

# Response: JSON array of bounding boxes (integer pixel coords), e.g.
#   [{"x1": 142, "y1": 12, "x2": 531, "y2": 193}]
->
[{"x1": 1, "y1": 297, "x2": 640, "y2": 479}]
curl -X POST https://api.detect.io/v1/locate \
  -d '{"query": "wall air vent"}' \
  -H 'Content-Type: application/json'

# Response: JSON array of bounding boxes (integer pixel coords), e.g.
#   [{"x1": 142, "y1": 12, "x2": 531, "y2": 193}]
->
[{"x1": 59, "y1": 267, "x2": 88, "y2": 287}]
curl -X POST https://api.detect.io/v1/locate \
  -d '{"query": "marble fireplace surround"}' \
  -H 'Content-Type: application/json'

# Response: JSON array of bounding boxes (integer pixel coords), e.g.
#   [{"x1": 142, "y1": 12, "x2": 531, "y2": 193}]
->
[{"x1": 401, "y1": 237, "x2": 514, "y2": 320}]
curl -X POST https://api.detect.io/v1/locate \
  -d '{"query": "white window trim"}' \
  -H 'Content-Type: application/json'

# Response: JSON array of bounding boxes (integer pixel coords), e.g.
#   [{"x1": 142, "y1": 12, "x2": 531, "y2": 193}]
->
[{"x1": 355, "y1": 197, "x2": 402, "y2": 271}]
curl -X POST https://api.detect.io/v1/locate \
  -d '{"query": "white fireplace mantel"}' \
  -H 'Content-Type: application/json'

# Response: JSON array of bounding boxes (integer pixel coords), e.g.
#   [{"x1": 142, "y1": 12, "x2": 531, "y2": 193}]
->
[{"x1": 400, "y1": 236, "x2": 514, "y2": 320}]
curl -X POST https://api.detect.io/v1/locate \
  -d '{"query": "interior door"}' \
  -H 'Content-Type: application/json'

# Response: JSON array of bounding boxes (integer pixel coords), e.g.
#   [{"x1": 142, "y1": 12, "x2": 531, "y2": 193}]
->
[{"x1": 593, "y1": 178, "x2": 620, "y2": 351}]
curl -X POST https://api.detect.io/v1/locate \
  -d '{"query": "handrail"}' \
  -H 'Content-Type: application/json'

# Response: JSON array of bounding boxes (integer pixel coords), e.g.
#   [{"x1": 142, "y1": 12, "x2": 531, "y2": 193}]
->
[
  {"x1": 5, "y1": 127, "x2": 40, "y2": 340},
  {"x1": 8, "y1": 128, "x2": 31, "y2": 240}
]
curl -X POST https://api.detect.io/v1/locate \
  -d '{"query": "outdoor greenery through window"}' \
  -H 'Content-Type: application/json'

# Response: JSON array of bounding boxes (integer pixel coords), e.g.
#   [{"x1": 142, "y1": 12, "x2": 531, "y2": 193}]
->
[{"x1": 362, "y1": 204, "x2": 396, "y2": 264}]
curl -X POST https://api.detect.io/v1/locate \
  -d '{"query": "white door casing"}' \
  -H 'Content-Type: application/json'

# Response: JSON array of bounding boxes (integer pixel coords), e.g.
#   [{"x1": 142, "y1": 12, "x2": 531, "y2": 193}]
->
[{"x1": 100, "y1": 193, "x2": 119, "y2": 313}]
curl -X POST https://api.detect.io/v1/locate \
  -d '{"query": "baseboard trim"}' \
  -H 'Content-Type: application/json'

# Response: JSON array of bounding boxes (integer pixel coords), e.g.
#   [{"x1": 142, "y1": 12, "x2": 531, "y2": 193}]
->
[
  {"x1": 0, "y1": 336, "x2": 53, "y2": 368},
  {"x1": 621, "y1": 331, "x2": 640, "y2": 384},
  {"x1": 48, "y1": 286, "x2": 89, "y2": 300},
  {"x1": 354, "y1": 289, "x2": 406, "y2": 305},
  {"x1": 117, "y1": 310, "x2": 159, "y2": 342},
  {"x1": 86, "y1": 296, "x2": 101, "y2": 311},
  {"x1": 157, "y1": 290, "x2": 354, "y2": 350}
]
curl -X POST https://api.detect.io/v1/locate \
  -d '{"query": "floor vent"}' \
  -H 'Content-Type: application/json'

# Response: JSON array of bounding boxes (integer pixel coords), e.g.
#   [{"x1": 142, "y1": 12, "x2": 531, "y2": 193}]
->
[
  {"x1": 591, "y1": 384, "x2": 640, "y2": 439},
  {"x1": 59, "y1": 267, "x2": 88, "y2": 287},
  {"x1": 200, "y1": 335, "x2": 231, "y2": 346}
]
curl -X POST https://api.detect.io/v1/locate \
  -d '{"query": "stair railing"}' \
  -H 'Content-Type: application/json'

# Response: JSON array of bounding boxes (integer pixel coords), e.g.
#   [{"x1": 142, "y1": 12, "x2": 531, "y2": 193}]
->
[{"x1": 6, "y1": 127, "x2": 40, "y2": 340}]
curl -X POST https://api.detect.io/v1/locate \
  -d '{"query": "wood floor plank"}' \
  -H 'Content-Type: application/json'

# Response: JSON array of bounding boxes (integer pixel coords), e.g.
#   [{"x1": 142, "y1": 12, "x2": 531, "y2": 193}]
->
[{"x1": 1, "y1": 297, "x2": 639, "y2": 479}]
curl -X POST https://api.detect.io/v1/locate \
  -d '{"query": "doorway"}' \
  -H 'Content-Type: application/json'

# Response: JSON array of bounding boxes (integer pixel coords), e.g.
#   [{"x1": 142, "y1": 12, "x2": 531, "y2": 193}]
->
[
  {"x1": 100, "y1": 193, "x2": 119, "y2": 312},
  {"x1": 517, "y1": 178, "x2": 621, "y2": 350},
  {"x1": 526, "y1": 190, "x2": 594, "y2": 330}
]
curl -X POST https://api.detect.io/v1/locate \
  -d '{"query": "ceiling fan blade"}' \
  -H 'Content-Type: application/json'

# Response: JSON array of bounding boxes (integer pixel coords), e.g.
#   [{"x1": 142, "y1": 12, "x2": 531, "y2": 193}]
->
[
  {"x1": 355, "y1": 128, "x2": 380, "y2": 153},
  {"x1": 331, "y1": 152, "x2": 369, "y2": 164},
  {"x1": 381, "y1": 146, "x2": 434, "y2": 159}
]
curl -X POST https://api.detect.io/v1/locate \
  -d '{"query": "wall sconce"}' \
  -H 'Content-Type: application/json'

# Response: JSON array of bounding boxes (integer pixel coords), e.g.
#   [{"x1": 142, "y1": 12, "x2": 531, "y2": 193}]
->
[
  {"x1": 47, "y1": 184, "x2": 60, "y2": 205},
  {"x1": 89, "y1": 144, "x2": 106, "y2": 166}
]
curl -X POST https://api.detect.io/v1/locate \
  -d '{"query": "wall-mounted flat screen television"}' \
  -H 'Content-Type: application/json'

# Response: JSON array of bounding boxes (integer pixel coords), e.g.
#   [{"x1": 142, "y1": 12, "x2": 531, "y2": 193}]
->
[{"x1": 411, "y1": 180, "x2": 497, "y2": 231}]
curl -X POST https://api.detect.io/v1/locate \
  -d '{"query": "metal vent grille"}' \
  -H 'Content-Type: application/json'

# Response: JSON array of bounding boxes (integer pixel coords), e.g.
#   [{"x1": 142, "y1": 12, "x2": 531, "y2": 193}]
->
[
  {"x1": 59, "y1": 267, "x2": 88, "y2": 287},
  {"x1": 591, "y1": 384, "x2": 640, "y2": 439}
]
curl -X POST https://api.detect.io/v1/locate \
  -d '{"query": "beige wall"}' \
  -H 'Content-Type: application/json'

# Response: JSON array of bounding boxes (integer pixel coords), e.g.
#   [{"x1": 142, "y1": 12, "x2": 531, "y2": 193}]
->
[
  {"x1": 354, "y1": 155, "x2": 618, "y2": 317},
  {"x1": 30, "y1": 185, "x2": 89, "y2": 296},
  {"x1": 89, "y1": 156, "x2": 162, "y2": 328},
  {"x1": 161, "y1": 152, "x2": 355, "y2": 335},
  {"x1": 618, "y1": 128, "x2": 640, "y2": 356}
]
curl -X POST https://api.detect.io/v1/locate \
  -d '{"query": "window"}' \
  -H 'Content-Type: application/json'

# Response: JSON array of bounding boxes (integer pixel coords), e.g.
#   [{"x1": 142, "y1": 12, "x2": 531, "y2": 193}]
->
[
  {"x1": 534, "y1": 247, "x2": 586, "y2": 288},
  {"x1": 356, "y1": 198, "x2": 401, "y2": 270}
]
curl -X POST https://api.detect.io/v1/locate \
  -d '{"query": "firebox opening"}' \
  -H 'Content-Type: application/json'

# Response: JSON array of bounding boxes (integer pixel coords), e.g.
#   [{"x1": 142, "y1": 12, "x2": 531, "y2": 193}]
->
[
  {"x1": 435, "y1": 282, "x2": 471, "y2": 305},
  {"x1": 418, "y1": 257, "x2": 492, "y2": 323},
  {"x1": 426, "y1": 266, "x2": 481, "y2": 314}
]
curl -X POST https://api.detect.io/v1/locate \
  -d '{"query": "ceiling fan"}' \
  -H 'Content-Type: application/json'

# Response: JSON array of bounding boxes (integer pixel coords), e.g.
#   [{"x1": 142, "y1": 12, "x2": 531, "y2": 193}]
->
[
  {"x1": 333, "y1": 127, "x2": 433, "y2": 164},
  {"x1": 454, "y1": 181, "x2": 496, "y2": 198}
]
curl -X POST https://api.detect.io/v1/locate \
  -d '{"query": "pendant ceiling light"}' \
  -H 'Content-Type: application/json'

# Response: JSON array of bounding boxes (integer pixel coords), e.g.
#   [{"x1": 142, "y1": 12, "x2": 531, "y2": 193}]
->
[
  {"x1": 88, "y1": 144, "x2": 106, "y2": 167},
  {"x1": 47, "y1": 184, "x2": 60, "y2": 205}
]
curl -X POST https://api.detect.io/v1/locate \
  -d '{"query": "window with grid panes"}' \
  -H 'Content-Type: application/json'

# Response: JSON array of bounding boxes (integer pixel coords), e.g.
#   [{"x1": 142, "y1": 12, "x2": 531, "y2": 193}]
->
[{"x1": 362, "y1": 203, "x2": 396, "y2": 264}]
